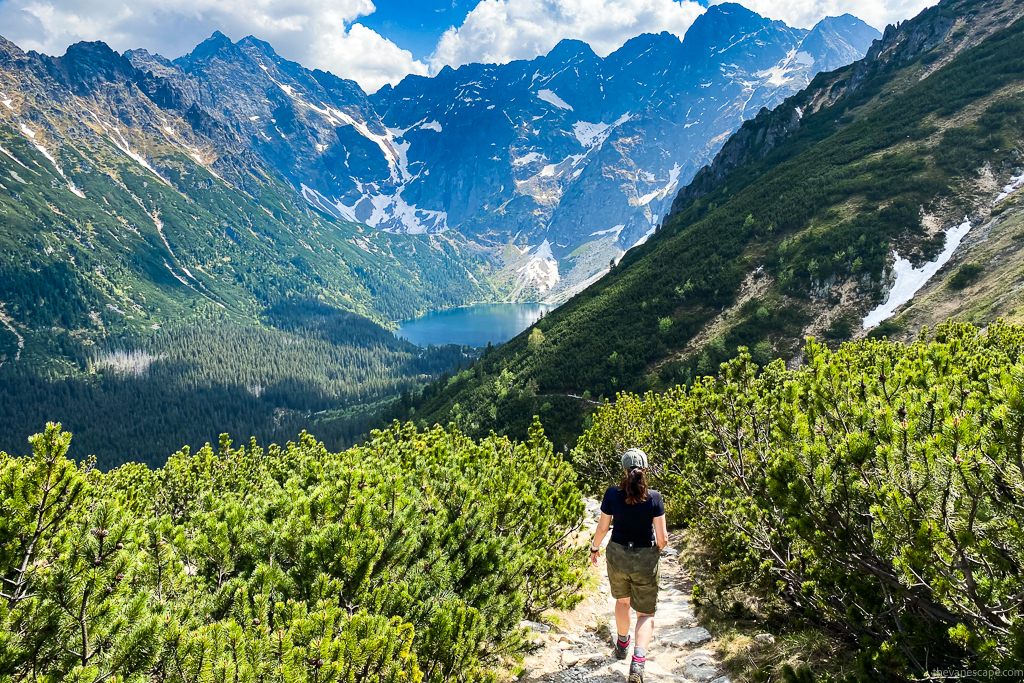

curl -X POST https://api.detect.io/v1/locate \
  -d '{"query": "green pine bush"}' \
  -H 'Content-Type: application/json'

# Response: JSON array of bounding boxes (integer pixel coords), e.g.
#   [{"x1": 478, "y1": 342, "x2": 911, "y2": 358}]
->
[
  {"x1": 0, "y1": 419, "x2": 587, "y2": 682},
  {"x1": 576, "y1": 321, "x2": 1024, "y2": 677}
]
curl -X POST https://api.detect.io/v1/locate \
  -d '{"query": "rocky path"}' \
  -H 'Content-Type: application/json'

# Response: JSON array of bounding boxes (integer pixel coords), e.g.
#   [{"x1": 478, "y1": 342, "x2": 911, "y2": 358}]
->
[{"x1": 517, "y1": 500, "x2": 730, "y2": 683}]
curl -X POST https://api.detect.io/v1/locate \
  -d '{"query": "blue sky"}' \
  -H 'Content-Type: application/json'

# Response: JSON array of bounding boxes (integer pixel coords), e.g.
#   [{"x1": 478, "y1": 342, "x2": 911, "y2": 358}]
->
[
  {"x1": 0, "y1": 0, "x2": 936, "y2": 93},
  {"x1": 359, "y1": 0, "x2": 475, "y2": 61}
]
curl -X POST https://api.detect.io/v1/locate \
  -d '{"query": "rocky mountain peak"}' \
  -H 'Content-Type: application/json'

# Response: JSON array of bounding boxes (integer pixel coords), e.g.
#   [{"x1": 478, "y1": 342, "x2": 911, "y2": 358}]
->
[
  {"x1": 177, "y1": 30, "x2": 245, "y2": 67},
  {"x1": 683, "y1": 2, "x2": 791, "y2": 54},
  {"x1": 0, "y1": 35, "x2": 27, "y2": 65},
  {"x1": 801, "y1": 14, "x2": 882, "y2": 72},
  {"x1": 544, "y1": 38, "x2": 599, "y2": 64},
  {"x1": 604, "y1": 31, "x2": 683, "y2": 74},
  {"x1": 0, "y1": 4, "x2": 882, "y2": 304},
  {"x1": 124, "y1": 48, "x2": 179, "y2": 79},
  {"x1": 43, "y1": 41, "x2": 137, "y2": 93}
]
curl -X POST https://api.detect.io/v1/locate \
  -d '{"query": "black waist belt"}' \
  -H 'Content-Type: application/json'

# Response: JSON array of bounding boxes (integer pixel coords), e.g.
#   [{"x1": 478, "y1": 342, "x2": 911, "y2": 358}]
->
[{"x1": 611, "y1": 540, "x2": 653, "y2": 549}]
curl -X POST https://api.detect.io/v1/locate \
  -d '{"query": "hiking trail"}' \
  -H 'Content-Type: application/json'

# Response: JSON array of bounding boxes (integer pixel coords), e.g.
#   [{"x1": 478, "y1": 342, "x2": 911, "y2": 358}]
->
[{"x1": 517, "y1": 499, "x2": 730, "y2": 683}]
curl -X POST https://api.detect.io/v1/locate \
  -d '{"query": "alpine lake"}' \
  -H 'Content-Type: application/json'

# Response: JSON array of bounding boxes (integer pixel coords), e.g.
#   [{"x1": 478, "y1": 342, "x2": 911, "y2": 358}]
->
[{"x1": 395, "y1": 303, "x2": 553, "y2": 348}]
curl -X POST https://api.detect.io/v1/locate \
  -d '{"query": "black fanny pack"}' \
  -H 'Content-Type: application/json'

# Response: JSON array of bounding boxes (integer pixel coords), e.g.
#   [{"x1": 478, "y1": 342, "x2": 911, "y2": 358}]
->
[{"x1": 612, "y1": 539, "x2": 653, "y2": 549}]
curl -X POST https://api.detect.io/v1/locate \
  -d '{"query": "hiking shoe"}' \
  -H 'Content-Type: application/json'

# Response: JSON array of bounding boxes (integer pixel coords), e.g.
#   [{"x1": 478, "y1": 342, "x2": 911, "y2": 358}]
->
[
  {"x1": 613, "y1": 637, "x2": 630, "y2": 660},
  {"x1": 628, "y1": 659, "x2": 645, "y2": 683}
]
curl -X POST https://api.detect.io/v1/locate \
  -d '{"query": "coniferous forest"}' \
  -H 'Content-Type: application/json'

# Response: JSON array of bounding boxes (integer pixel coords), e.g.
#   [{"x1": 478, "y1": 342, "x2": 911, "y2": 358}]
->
[
  {"x1": 0, "y1": 302, "x2": 474, "y2": 467},
  {"x1": 0, "y1": 419, "x2": 586, "y2": 683}
]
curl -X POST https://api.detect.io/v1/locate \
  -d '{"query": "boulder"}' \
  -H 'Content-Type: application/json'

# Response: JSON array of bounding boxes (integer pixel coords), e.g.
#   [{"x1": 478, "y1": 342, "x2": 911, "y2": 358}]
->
[
  {"x1": 659, "y1": 626, "x2": 712, "y2": 647},
  {"x1": 683, "y1": 651, "x2": 720, "y2": 682},
  {"x1": 519, "y1": 619, "x2": 550, "y2": 633}
]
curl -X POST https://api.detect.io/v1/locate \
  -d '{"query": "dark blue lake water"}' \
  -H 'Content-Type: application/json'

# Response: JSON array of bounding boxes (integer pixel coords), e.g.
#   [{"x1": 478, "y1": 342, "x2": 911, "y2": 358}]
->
[{"x1": 396, "y1": 303, "x2": 553, "y2": 348}]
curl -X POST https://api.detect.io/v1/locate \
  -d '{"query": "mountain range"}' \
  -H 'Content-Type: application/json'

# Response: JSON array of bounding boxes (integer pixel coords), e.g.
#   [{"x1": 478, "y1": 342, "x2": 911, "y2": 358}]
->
[
  {"x1": 123, "y1": 5, "x2": 879, "y2": 300},
  {"x1": 0, "y1": 3, "x2": 880, "y2": 462}
]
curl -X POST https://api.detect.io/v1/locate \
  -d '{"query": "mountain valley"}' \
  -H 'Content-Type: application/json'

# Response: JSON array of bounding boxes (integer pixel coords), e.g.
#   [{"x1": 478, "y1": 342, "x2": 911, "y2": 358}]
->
[{"x1": 0, "y1": 3, "x2": 880, "y2": 462}]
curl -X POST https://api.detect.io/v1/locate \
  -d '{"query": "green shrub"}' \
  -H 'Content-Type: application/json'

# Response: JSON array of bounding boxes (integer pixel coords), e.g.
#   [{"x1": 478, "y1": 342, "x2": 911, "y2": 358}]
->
[
  {"x1": 575, "y1": 322, "x2": 1024, "y2": 677},
  {"x1": 0, "y1": 419, "x2": 587, "y2": 682},
  {"x1": 824, "y1": 311, "x2": 858, "y2": 340},
  {"x1": 867, "y1": 318, "x2": 904, "y2": 339},
  {"x1": 948, "y1": 262, "x2": 985, "y2": 289}
]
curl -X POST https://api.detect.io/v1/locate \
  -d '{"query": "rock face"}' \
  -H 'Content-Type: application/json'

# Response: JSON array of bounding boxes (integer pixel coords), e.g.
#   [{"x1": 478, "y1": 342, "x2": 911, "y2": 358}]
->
[
  {"x1": 366, "y1": 4, "x2": 878, "y2": 296},
  {"x1": 0, "y1": 4, "x2": 878, "y2": 302}
]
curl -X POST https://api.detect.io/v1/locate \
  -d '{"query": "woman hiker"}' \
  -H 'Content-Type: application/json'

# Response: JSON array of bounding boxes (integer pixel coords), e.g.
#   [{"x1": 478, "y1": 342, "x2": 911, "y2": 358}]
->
[{"x1": 590, "y1": 448, "x2": 668, "y2": 683}]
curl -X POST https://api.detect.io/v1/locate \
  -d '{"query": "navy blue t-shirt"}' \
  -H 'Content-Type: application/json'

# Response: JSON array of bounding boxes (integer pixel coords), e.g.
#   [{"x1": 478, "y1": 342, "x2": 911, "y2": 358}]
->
[{"x1": 601, "y1": 486, "x2": 665, "y2": 547}]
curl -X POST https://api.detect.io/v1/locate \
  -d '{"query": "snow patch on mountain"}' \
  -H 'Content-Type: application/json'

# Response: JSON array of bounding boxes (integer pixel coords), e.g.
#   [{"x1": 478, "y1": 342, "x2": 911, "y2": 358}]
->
[
  {"x1": 572, "y1": 112, "x2": 631, "y2": 148},
  {"x1": 515, "y1": 239, "x2": 561, "y2": 295},
  {"x1": 572, "y1": 121, "x2": 610, "y2": 147},
  {"x1": 19, "y1": 124, "x2": 85, "y2": 197},
  {"x1": 298, "y1": 108, "x2": 453, "y2": 233},
  {"x1": 996, "y1": 173, "x2": 1024, "y2": 204},
  {"x1": 536, "y1": 89, "x2": 573, "y2": 111},
  {"x1": 32, "y1": 140, "x2": 84, "y2": 198},
  {"x1": 512, "y1": 152, "x2": 543, "y2": 166},
  {"x1": 591, "y1": 224, "x2": 626, "y2": 237},
  {"x1": 759, "y1": 49, "x2": 815, "y2": 87},
  {"x1": 0, "y1": 92, "x2": 12, "y2": 111},
  {"x1": 88, "y1": 111, "x2": 171, "y2": 186},
  {"x1": 301, "y1": 184, "x2": 448, "y2": 234},
  {"x1": 0, "y1": 143, "x2": 29, "y2": 169},
  {"x1": 636, "y1": 163, "x2": 682, "y2": 206},
  {"x1": 862, "y1": 217, "x2": 973, "y2": 329},
  {"x1": 306, "y1": 105, "x2": 405, "y2": 182},
  {"x1": 538, "y1": 154, "x2": 586, "y2": 178},
  {"x1": 630, "y1": 224, "x2": 658, "y2": 250}
]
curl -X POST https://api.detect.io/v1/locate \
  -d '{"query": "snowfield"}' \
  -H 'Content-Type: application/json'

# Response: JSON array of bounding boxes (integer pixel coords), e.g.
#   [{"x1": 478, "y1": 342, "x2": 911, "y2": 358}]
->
[
  {"x1": 536, "y1": 89, "x2": 573, "y2": 111},
  {"x1": 996, "y1": 173, "x2": 1024, "y2": 204},
  {"x1": 862, "y1": 217, "x2": 973, "y2": 329}
]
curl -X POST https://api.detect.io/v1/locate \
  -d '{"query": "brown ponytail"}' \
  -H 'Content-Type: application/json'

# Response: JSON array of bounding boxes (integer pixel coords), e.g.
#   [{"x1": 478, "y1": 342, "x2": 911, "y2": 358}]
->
[{"x1": 618, "y1": 468, "x2": 649, "y2": 505}]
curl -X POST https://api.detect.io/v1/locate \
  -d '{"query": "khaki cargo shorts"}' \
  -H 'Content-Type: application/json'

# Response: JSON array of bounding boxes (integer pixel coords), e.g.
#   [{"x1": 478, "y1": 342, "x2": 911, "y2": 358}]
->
[{"x1": 605, "y1": 541, "x2": 661, "y2": 615}]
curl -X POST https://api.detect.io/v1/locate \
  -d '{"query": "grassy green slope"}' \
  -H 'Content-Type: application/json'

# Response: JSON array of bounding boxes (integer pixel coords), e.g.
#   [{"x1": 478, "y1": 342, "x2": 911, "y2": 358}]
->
[
  {"x1": 403, "y1": 2, "x2": 1024, "y2": 451},
  {"x1": 0, "y1": 122, "x2": 489, "y2": 363},
  {"x1": 0, "y1": 91, "x2": 494, "y2": 464}
]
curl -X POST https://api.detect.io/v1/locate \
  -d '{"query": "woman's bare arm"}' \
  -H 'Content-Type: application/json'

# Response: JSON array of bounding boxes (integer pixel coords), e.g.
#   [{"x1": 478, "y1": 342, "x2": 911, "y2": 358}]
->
[
  {"x1": 654, "y1": 515, "x2": 668, "y2": 551},
  {"x1": 590, "y1": 513, "x2": 612, "y2": 566}
]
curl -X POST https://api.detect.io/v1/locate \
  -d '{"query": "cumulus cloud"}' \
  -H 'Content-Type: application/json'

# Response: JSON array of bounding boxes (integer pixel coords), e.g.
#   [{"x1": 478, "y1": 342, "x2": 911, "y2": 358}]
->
[
  {"x1": 430, "y1": 0, "x2": 706, "y2": 72},
  {"x1": 0, "y1": 0, "x2": 941, "y2": 93},
  {"x1": 0, "y1": 0, "x2": 428, "y2": 92},
  {"x1": 712, "y1": 0, "x2": 938, "y2": 30}
]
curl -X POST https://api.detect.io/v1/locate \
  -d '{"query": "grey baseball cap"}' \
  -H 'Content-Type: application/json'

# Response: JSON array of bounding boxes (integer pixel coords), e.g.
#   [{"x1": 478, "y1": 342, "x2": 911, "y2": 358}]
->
[{"x1": 621, "y1": 448, "x2": 648, "y2": 471}]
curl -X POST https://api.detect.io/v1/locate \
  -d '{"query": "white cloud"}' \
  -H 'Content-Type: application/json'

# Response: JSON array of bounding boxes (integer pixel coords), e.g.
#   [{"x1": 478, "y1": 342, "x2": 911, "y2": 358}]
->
[
  {"x1": 710, "y1": 0, "x2": 938, "y2": 31},
  {"x1": 430, "y1": 0, "x2": 705, "y2": 72},
  {"x1": 0, "y1": 0, "x2": 428, "y2": 92},
  {"x1": 0, "y1": 0, "x2": 940, "y2": 93}
]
